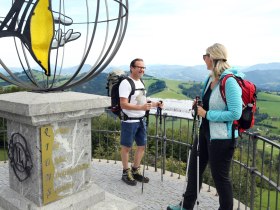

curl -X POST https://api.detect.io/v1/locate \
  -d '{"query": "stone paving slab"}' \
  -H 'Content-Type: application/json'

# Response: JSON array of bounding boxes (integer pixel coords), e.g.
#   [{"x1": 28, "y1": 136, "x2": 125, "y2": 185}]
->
[
  {"x1": 92, "y1": 192, "x2": 138, "y2": 210},
  {"x1": 0, "y1": 160, "x2": 246, "y2": 210},
  {"x1": 90, "y1": 159, "x2": 220, "y2": 210}
]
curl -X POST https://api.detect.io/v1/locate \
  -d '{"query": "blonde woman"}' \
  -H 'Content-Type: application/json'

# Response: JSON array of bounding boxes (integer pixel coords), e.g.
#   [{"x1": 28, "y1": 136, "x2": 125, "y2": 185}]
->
[{"x1": 168, "y1": 43, "x2": 242, "y2": 210}]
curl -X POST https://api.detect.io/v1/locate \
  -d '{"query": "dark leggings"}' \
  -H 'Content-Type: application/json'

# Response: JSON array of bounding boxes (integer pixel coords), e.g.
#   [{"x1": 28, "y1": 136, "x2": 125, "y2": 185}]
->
[{"x1": 183, "y1": 127, "x2": 235, "y2": 210}]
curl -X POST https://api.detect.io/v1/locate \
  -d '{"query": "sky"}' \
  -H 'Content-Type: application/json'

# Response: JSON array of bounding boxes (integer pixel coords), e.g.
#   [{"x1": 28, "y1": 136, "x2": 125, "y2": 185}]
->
[
  {"x1": 0, "y1": 0, "x2": 280, "y2": 68},
  {"x1": 110, "y1": 0, "x2": 280, "y2": 67}
]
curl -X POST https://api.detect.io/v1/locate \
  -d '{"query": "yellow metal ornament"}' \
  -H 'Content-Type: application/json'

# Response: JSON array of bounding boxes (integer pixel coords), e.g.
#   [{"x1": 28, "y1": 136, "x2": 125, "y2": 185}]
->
[{"x1": 30, "y1": 0, "x2": 54, "y2": 76}]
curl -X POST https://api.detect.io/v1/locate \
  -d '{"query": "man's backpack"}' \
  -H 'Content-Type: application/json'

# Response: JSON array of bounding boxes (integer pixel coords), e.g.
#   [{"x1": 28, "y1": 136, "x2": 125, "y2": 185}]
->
[
  {"x1": 106, "y1": 70, "x2": 145, "y2": 119},
  {"x1": 220, "y1": 74, "x2": 257, "y2": 134}
]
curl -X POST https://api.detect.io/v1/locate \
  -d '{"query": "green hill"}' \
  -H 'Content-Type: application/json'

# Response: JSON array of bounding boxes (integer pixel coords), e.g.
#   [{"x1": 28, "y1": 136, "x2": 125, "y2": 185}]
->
[
  {"x1": 1, "y1": 71, "x2": 279, "y2": 139},
  {"x1": 148, "y1": 79, "x2": 191, "y2": 100},
  {"x1": 255, "y1": 92, "x2": 280, "y2": 138}
]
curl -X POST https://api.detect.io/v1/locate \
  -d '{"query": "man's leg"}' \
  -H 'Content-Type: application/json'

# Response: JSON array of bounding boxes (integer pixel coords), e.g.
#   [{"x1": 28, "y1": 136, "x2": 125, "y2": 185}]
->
[
  {"x1": 133, "y1": 121, "x2": 146, "y2": 168},
  {"x1": 131, "y1": 145, "x2": 149, "y2": 182},
  {"x1": 120, "y1": 122, "x2": 137, "y2": 186},
  {"x1": 132, "y1": 122, "x2": 149, "y2": 182},
  {"x1": 121, "y1": 146, "x2": 131, "y2": 170},
  {"x1": 132, "y1": 146, "x2": 145, "y2": 168},
  {"x1": 120, "y1": 121, "x2": 136, "y2": 169}
]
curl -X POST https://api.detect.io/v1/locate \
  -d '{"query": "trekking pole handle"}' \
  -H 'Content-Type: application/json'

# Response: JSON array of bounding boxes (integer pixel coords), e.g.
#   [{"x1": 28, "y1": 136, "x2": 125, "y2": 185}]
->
[
  {"x1": 193, "y1": 96, "x2": 201, "y2": 116},
  {"x1": 145, "y1": 100, "x2": 152, "y2": 127},
  {"x1": 158, "y1": 100, "x2": 163, "y2": 124},
  {"x1": 197, "y1": 99, "x2": 202, "y2": 123},
  {"x1": 197, "y1": 99, "x2": 202, "y2": 107}
]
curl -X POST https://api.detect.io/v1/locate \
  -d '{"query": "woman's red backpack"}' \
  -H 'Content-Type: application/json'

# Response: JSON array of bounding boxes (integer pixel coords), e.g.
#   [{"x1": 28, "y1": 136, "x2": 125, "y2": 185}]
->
[{"x1": 220, "y1": 74, "x2": 257, "y2": 134}]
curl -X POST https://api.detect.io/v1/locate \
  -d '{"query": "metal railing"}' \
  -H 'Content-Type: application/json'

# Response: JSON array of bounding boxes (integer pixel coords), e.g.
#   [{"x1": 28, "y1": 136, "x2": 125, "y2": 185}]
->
[
  {"x1": 0, "y1": 111, "x2": 279, "y2": 210},
  {"x1": 90, "y1": 110, "x2": 280, "y2": 210}
]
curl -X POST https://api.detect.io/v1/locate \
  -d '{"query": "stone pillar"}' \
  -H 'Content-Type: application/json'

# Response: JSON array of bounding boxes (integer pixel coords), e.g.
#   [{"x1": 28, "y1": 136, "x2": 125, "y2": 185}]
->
[{"x1": 0, "y1": 91, "x2": 110, "y2": 209}]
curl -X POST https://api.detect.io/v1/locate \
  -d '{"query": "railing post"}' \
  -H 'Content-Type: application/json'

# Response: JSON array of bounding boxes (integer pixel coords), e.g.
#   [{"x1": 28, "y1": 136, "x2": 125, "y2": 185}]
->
[
  {"x1": 155, "y1": 113, "x2": 159, "y2": 172},
  {"x1": 250, "y1": 133, "x2": 258, "y2": 210},
  {"x1": 163, "y1": 113, "x2": 167, "y2": 175},
  {"x1": 237, "y1": 142, "x2": 243, "y2": 210}
]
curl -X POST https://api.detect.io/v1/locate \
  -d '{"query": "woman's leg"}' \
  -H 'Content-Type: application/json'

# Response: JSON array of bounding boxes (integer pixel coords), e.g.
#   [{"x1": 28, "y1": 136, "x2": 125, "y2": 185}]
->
[
  {"x1": 209, "y1": 139, "x2": 235, "y2": 210},
  {"x1": 183, "y1": 129, "x2": 209, "y2": 209}
]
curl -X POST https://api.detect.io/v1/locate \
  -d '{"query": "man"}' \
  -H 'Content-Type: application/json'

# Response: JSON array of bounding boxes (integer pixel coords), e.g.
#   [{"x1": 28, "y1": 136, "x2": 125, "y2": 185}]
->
[{"x1": 119, "y1": 58, "x2": 163, "y2": 186}]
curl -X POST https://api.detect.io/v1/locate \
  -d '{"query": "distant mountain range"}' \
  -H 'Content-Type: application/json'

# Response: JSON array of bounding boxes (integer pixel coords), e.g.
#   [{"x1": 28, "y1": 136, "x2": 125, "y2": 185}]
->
[
  {"x1": 1, "y1": 62, "x2": 280, "y2": 91},
  {"x1": 106, "y1": 63, "x2": 280, "y2": 91},
  {"x1": 241, "y1": 62, "x2": 280, "y2": 72}
]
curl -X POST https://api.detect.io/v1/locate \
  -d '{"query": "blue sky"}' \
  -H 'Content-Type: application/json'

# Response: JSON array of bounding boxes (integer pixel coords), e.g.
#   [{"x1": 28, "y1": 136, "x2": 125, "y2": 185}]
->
[
  {"x1": 0, "y1": 0, "x2": 279, "y2": 68},
  {"x1": 111, "y1": 0, "x2": 280, "y2": 67}
]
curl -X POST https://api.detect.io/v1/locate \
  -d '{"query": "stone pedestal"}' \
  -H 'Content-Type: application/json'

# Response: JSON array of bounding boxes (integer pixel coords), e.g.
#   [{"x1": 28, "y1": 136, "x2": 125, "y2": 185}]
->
[{"x1": 0, "y1": 91, "x2": 110, "y2": 209}]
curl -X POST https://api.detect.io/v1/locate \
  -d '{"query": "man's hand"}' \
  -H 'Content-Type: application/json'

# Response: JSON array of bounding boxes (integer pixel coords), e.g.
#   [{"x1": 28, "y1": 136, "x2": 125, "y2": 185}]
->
[
  {"x1": 143, "y1": 102, "x2": 152, "y2": 111},
  {"x1": 155, "y1": 101, "x2": 164, "y2": 109}
]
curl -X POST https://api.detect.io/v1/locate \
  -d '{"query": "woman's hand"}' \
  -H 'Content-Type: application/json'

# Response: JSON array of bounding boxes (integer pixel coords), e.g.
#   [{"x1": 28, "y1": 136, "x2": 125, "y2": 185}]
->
[{"x1": 197, "y1": 106, "x2": 207, "y2": 118}]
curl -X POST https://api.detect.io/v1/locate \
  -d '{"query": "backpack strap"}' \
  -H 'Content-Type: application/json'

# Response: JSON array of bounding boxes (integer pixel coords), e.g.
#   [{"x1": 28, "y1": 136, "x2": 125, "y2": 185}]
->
[
  {"x1": 125, "y1": 77, "x2": 136, "y2": 103},
  {"x1": 220, "y1": 74, "x2": 244, "y2": 105},
  {"x1": 121, "y1": 77, "x2": 146, "y2": 121},
  {"x1": 220, "y1": 74, "x2": 240, "y2": 141},
  {"x1": 126, "y1": 77, "x2": 146, "y2": 102},
  {"x1": 220, "y1": 74, "x2": 232, "y2": 104}
]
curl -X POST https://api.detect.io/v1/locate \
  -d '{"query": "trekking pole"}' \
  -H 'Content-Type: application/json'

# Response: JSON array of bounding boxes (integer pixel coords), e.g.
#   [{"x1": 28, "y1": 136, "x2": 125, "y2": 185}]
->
[
  {"x1": 155, "y1": 106, "x2": 160, "y2": 172},
  {"x1": 196, "y1": 98, "x2": 202, "y2": 210},
  {"x1": 181, "y1": 96, "x2": 199, "y2": 209},
  {"x1": 157, "y1": 101, "x2": 164, "y2": 182},
  {"x1": 142, "y1": 100, "x2": 151, "y2": 194},
  {"x1": 162, "y1": 113, "x2": 167, "y2": 177}
]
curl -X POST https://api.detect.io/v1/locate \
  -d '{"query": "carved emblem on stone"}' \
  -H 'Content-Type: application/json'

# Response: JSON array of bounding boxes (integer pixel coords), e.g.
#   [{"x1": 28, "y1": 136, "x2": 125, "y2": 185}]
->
[{"x1": 8, "y1": 132, "x2": 33, "y2": 182}]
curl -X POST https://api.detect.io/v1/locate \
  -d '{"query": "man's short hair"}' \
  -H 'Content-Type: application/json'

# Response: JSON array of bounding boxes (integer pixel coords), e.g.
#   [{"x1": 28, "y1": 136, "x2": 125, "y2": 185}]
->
[{"x1": 130, "y1": 58, "x2": 143, "y2": 67}]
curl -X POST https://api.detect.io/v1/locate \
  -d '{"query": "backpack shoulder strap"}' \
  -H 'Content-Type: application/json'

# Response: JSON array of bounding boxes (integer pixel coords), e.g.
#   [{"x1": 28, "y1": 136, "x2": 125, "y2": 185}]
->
[
  {"x1": 220, "y1": 73, "x2": 244, "y2": 104},
  {"x1": 219, "y1": 74, "x2": 234, "y2": 104},
  {"x1": 125, "y1": 77, "x2": 136, "y2": 102},
  {"x1": 140, "y1": 78, "x2": 145, "y2": 87}
]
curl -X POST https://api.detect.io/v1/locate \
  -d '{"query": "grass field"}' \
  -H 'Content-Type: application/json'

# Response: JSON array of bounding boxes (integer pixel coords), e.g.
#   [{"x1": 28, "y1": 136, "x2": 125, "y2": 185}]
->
[
  {"x1": 257, "y1": 92, "x2": 280, "y2": 117},
  {"x1": 255, "y1": 189, "x2": 278, "y2": 210},
  {"x1": 149, "y1": 79, "x2": 190, "y2": 100},
  {"x1": 255, "y1": 92, "x2": 280, "y2": 137}
]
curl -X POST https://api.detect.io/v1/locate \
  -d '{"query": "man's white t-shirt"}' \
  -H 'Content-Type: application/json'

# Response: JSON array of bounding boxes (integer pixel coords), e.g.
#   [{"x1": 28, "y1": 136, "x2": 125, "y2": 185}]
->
[{"x1": 119, "y1": 77, "x2": 146, "y2": 120}]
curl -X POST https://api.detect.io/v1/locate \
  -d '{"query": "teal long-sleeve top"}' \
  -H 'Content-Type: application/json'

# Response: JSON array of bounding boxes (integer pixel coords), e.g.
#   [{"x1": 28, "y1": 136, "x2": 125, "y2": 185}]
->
[{"x1": 202, "y1": 69, "x2": 242, "y2": 140}]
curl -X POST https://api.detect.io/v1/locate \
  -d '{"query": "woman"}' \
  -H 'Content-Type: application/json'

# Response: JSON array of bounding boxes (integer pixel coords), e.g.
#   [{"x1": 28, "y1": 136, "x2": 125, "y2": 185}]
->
[{"x1": 167, "y1": 43, "x2": 242, "y2": 210}]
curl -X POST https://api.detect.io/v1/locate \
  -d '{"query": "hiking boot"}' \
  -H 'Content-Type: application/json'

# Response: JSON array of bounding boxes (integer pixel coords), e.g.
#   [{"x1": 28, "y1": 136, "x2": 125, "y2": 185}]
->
[
  {"x1": 132, "y1": 166, "x2": 149, "y2": 183},
  {"x1": 167, "y1": 204, "x2": 186, "y2": 210},
  {"x1": 122, "y1": 168, "x2": 137, "y2": 186}
]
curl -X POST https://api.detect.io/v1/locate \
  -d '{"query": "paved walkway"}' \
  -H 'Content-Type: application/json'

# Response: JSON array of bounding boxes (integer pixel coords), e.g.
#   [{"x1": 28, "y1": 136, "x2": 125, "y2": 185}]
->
[
  {"x1": 90, "y1": 159, "x2": 220, "y2": 210},
  {"x1": 0, "y1": 160, "x2": 244, "y2": 210}
]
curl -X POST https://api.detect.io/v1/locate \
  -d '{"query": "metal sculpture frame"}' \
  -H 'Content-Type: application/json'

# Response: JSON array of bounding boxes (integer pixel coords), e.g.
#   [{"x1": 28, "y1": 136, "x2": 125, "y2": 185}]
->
[{"x1": 0, "y1": 0, "x2": 129, "y2": 92}]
